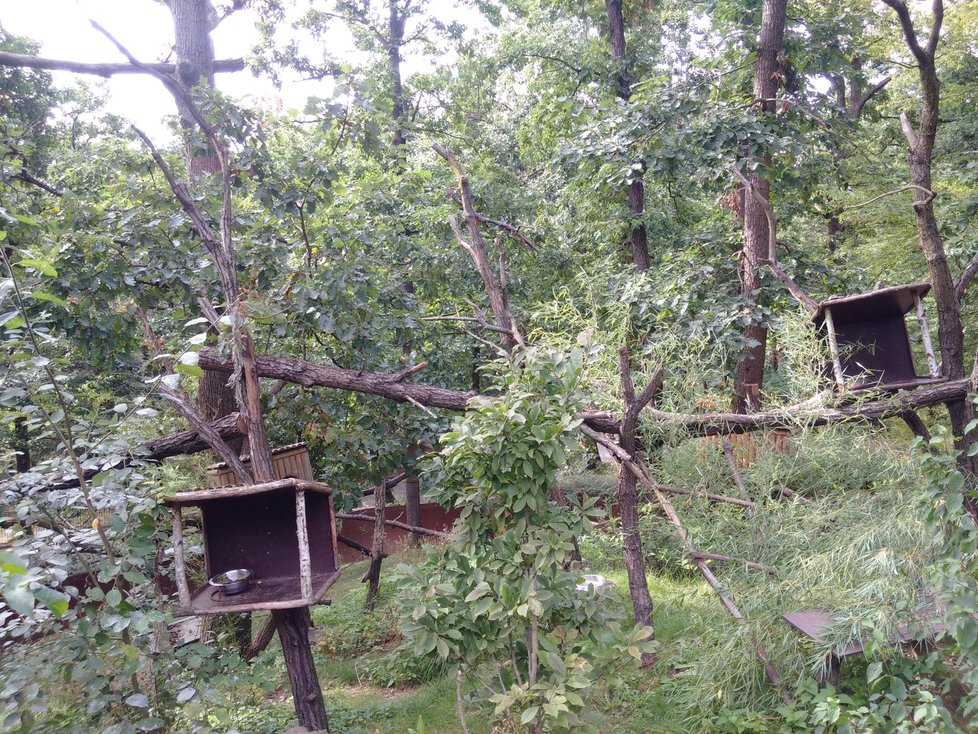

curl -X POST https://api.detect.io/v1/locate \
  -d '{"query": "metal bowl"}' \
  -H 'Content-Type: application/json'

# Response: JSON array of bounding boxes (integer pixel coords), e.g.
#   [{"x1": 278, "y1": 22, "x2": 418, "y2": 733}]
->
[{"x1": 209, "y1": 568, "x2": 252, "y2": 595}]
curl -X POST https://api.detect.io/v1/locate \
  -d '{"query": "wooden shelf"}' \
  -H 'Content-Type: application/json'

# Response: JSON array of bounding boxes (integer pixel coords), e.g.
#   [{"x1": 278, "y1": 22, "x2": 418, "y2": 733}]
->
[{"x1": 187, "y1": 569, "x2": 340, "y2": 614}]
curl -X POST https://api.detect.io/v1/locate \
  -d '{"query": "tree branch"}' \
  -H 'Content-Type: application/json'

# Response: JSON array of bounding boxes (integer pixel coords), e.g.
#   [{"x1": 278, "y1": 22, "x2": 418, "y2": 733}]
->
[
  {"x1": 0, "y1": 51, "x2": 244, "y2": 78},
  {"x1": 880, "y1": 0, "x2": 930, "y2": 66},
  {"x1": 852, "y1": 76, "x2": 891, "y2": 118}
]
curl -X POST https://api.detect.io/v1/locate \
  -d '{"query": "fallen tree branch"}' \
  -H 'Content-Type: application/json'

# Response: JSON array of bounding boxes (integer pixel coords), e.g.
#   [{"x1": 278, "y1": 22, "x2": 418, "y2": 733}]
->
[
  {"x1": 722, "y1": 436, "x2": 763, "y2": 545},
  {"x1": 649, "y1": 484, "x2": 755, "y2": 509},
  {"x1": 198, "y1": 347, "x2": 476, "y2": 412},
  {"x1": 336, "y1": 513, "x2": 449, "y2": 538},
  {"x1": 199, "y1": 350, "x2": 970, "y2": 439},
  {"x1": 37, "y1": 413, "x2": 248, "y2": 491},
  {"x1": 643, "y1": 378, "x2": 972, "y2": 435},
  {"x1": 337, "y1": 534, "x2": 376, "y2": 558},
  {"x1": 688, "y1": 550, "x2": 777, "y2": 575},
  {"x1": 579, "y1": 424, "x2": 788, "y2": 698}
]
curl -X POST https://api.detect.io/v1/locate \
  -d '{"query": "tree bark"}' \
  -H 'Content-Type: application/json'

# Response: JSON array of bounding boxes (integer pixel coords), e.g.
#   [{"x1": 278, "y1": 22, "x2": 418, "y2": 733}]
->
[
  {"x1": 13, "y1": 417, "x2": 30, "y2": 473},
  {"x1": 273, "y1": 607, "x2": 330, "y2": 732},
  {"x1": 616, "y1": 348, "x2": 660, "y2": 665},
  {"x1": 364, "y1": 482, "x2": 387, "y2": 610},
  {"x1": 168, "y1": 0, "x2": 221, "y2": 174},
  {"x1": 433, "y1": 145, "x2": 520, "y2": 352},
  {"x1": 195, "y1": 348, "x2": 978, "y2": 440},
  {"x1": 604, "y1": 0, "x2": 650, "y2": 271},
  {"x1": 733, "y1": 0, "x2": 787, "y2": 413}
]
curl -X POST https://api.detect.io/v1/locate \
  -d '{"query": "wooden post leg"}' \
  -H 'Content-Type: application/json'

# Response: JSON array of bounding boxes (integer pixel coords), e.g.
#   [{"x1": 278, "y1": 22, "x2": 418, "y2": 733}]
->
[
  {"x1": 273, "y1": 607, "x2": 329, "y2": 732},
  {"x1": 816, "y1": 653, "x2": 841, "y2": 689},
  {"x1": 823, "y1": 307, "x2": 846, "y2": 387}
]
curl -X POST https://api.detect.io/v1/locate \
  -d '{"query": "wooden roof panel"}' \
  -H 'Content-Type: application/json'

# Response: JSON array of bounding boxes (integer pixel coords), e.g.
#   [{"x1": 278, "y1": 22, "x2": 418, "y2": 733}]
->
[{"x1": 812, "y1": 282, "x2": 931, "y2": 326}]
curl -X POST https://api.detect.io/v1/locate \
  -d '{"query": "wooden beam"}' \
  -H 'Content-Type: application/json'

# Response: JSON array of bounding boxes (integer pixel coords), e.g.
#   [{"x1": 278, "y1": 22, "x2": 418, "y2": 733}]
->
[
  {"x1": 914, "y1": 292, "x2": 940, "y2": 377},
  {"x1": 170, "y1": 507, "x2": 191, "y2": 610},
  {"x1": 295, "y1": 490, "x2": 312, "y2": 602},
  {"x1": 822, "y1": 307, "x2": 846, "y2": 386}
]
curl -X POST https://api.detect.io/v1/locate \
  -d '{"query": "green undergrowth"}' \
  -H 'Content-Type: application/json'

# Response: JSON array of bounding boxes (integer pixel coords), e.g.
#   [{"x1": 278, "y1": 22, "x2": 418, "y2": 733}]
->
[{"x1": 215, "y1": 423, "x2": 973, "y2": 732}]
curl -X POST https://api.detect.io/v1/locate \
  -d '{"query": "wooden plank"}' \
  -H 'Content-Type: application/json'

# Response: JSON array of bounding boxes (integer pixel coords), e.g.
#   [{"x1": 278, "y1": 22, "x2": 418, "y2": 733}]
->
[
  {"x1": 164, "y1": 477, "x2": 333, "y2": 506},
  {"x1": 187, "y1": 570, "x2": 340, "y2": 614}
]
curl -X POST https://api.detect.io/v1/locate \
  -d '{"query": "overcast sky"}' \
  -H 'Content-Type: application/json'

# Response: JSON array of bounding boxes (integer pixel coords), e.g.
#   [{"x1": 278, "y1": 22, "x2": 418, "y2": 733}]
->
[{"x1": 2, "y1": 0, "x2": 473, "y2": 140}]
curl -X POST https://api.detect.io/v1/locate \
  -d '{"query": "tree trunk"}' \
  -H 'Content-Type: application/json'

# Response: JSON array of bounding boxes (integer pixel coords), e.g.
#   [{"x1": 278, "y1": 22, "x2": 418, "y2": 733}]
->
[
  {"x1": 273, "y1": 607, "x2": 330, "y2": 732},
  {"x1": 168, "y1": 0, "x2": 220, "y2": 174},
  {"x1": 881, "y1": 0, "x2": 978, "y2": 509},
  {"x1": 604, "y1": 0, "x2": 650, "y2": 272},
  {"x1": 14, "y1": 416, "x2": 30, "y2": 473},
  {"x1": 616, "y1": 349, "x2": 658, "y2": 666},
  {"x1": 364, "y1": 482, "x2": 387, "y2": 610},
  {"x1": 388, "y1": 1, "x2": 407, "y2": 149},
  {"x1": 405, "y1": 474, "x2": 422, "y2": 549},
  {"x1": 732, "y1": 0, "x2": 787, "y2": 413}
]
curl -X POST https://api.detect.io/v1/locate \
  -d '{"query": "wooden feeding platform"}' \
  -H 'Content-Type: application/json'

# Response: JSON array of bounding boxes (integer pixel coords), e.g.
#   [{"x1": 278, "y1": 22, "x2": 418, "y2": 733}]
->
[
  {"x1": 783, "y1": 607, "x2": 952, "y2": 688},
  {"x1": 813, "y1": 282, "x2": 940, "y2": 391},
  {"x1": 164, "y1": 477, "x2": 339, "y2": 615}
]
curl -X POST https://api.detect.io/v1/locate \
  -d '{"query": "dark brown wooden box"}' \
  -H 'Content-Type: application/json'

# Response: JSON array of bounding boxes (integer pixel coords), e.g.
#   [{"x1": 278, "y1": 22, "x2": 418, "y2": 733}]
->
[
  {"x1": 812, "y1": 282, "x2": 939, "y2": 390},
  {"x1": 165, "y1": 478, "x2": 339, "y2": 614}
]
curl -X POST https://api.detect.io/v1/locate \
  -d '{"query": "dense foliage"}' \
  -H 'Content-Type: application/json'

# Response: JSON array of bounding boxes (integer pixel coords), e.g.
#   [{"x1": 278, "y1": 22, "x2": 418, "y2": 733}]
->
[{"x1": 1, "y1": 0, "x2": 977, "y2": 731}]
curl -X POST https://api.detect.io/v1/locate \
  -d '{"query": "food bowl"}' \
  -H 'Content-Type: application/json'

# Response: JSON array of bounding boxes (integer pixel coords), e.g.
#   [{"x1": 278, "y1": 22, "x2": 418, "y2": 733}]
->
[{"x1": 209, "y1": 568, "x2": 252, "y2": 595}]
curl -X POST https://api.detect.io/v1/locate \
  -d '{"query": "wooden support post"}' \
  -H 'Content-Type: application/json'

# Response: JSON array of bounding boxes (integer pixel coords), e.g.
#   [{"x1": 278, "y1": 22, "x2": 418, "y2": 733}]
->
[
  {"x1": 272, "y1": 607, "x2": 330, "y2": 732},
  {"x1": 295, "y1": 489, "x2": 312, "y2": 602},
  {"x1": 405, "y1": 475, "x2": 421, "y2": 548},
  {"x1": 364, "y1": 480, "x2": 387, "y2": 610},
  {"x1": 822, "y1": 307, "x2": 846, "y2": 386},
  {"x1": 170, "y1": 506, "x2": 191, "y2": 609},
  {"x1": 914, "y1": 292, "x2": 940, "y2": 378},
  {"x1": 817, "y1": 653, "x2": 842, "y2": 689}
]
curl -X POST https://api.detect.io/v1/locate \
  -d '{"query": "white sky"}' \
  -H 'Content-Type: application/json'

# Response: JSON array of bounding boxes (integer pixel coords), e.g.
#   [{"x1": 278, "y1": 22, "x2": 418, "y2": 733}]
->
[{"x1": 1, "y1": 0, "x2": 474, "y2": 140}]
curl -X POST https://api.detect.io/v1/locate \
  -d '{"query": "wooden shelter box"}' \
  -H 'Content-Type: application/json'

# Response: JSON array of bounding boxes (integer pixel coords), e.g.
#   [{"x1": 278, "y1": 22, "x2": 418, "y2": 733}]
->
[
  {"x1": 812, "y1": 283, "x2": 939, "y2": 390},
  {"x1": 207, "y1": 442, "x2": 314, "y2": 488},
  {"x1": 164, "y1": 478, "x2": 339, "y2": 614}
]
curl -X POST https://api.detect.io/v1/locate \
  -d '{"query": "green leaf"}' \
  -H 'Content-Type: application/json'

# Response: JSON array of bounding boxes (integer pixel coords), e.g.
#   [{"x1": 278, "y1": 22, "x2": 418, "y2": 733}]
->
[
  {"x1": 866, "y1": 661, "x2": 883, "y2": 683},
  {"x1": 464, "y1": 581, "x2": 490, "y2": 603},
  {"x1": 3, "y1": 583, "x2": 35, "y2": 616},
  {"x1": 32, "y1": 586, "x2": 69, "y2": 617},
  {"x1": 26, "y1": 291, "x2": 67, "y2": 307},
  {"x1": 17, "y1": 258, "x2": 56, "y2": 276},
  {"x1": 520, "y1": 706, "x2": 540, "y2": 725},
  {"x1": 0, "y1": 551, "x2": 28, "y2": 575},
  {"x1": 125, "y1": 693, "x2": 150, "y2": 708}
]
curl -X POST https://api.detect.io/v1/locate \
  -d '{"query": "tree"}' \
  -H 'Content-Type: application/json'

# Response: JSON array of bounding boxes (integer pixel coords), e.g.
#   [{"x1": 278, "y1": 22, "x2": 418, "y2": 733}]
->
[
  {"x1": 604, "y1": 0, "x2": 650, "y2": 271},
  {"x1": 732, "y1": 0, "x2": 787, "y2": 413},
  {"x1": 881, "y1": 0, "x2": 978, "y2": 510}
]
